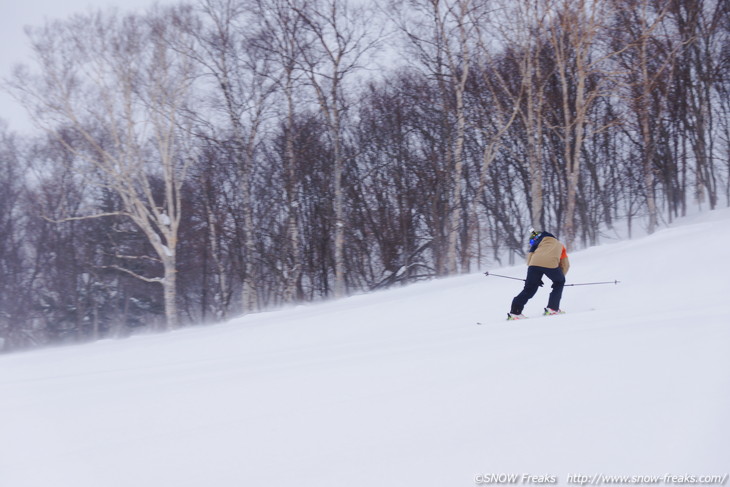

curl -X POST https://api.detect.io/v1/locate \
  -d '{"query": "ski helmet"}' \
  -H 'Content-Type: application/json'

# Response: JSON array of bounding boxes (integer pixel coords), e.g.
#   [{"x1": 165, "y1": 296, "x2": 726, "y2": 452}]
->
[{"x1": 529, "y1": 229, "x2": 542, "y2": 247}]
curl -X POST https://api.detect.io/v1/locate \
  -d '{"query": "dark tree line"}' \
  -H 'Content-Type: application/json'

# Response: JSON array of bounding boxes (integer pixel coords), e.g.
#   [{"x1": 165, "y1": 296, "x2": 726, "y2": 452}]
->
[{"x1": 1, "y1": 0, "x2": 728, "y2": 351}]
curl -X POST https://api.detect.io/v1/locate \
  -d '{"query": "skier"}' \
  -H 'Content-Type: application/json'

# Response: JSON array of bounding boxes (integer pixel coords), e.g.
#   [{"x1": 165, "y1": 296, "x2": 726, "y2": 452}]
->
[{"x1": 508, "y1": 229, "x2": 570, "y2": 320}]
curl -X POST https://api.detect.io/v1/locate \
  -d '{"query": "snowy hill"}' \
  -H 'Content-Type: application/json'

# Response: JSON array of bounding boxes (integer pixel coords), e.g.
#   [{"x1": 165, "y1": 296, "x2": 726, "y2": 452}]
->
[{"x1": 1, "y1": 210, "x2": 729, "y2": 487}]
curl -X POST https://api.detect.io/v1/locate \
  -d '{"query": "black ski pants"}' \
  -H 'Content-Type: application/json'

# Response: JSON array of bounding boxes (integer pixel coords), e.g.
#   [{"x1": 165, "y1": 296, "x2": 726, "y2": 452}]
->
[{"x1": 510, "y1": 265, "x2": 565, "y2": 314}]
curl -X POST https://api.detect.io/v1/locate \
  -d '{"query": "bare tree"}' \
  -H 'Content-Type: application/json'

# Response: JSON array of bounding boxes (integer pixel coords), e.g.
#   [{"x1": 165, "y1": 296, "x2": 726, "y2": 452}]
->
[
  {"x1": 9, "y1": 7, "x2": 198, "y2": 330},
  {"x1": 0, "y1": 124, "x2": 31, "y2": 350},
  {"x1": 431, "y1": 0, "x2": 472, "y2": 274},
  {"x1": 391, "y1": 0, "x2": 478, "y2": 274},
  {"x1": 542, "y1": 0, "x2": 627, "y2": 247},
  {"x1": 610, "y1": 0, "x2": 689, "y2": 234},
  {"x1": 473, "y1": 0, "x2": 546, "y2": 238},
  {"x1": 252, "y1": 0, "x2": 311, "y2": 303},
  {"x1": 183, "y1": 0, "x2": 280, "y2": 313},
  {"x1": 293, "y1": 0, "x2": 380, "y2": 296},
  {"x1": 670, "y1": 0, "x2": 726, "y2": 211}
]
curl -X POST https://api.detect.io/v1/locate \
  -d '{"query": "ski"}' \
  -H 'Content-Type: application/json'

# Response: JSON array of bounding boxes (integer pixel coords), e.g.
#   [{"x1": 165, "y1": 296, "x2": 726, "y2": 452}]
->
[
  {"x1": 476, "y1": 314, "x2": 557, "y2": 325},
  {"x1": 475, "y1": 308, "x2": 595, "y2": 325}
]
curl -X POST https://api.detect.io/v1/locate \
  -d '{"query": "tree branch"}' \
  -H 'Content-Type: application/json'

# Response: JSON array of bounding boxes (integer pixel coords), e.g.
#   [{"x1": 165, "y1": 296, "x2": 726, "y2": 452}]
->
[
  {"x1": 42, "y1": 211, "x2": 128, "y2": 223},
  {"x1": 98, "y1": 264, "x2": 163, "y2": 283}
]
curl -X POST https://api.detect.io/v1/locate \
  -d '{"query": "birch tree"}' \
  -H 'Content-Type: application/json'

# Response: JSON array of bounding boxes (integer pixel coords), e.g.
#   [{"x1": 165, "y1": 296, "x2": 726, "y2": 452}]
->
[
  {"x1": 10, "y1": 7, "x2": 197, "y2": 330},
  {"x1": 0, "y1": 125, "x2": 29, "y2": 350},
  {"x1": 253, "y1": 0, "x2": 310, "y2": 303},
  {"x1": 475, "y1": 0, "x2": 546, "y2": 234},
  {"x1": 610, "y1": 0, "x2": 678, "y2": 233},
  {"x1": 544, "y1": 0, "x2": 625, "y2": 247},
  {"x1": 670, "y1": 0, "x2": 725, "y2": 211},
  {"x1": 183, "y1": 0, "x2": 278, "y2": 313},
  {"x1": 294, "y1": 0, "x2": 378, "y2": 297},
  {"x1": 393, "y1": 0, "x2": 479, "y2": 275}
]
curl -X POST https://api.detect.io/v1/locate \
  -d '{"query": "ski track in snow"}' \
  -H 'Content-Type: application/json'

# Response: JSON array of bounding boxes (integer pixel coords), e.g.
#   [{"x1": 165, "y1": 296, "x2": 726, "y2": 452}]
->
[{"x1": 1, "y1": 209, "x2": 729, "y2": 486}]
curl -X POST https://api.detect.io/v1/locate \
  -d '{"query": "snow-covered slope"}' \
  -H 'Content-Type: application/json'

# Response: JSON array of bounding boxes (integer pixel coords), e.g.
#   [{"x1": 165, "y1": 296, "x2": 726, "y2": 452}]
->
[{"x1": 2, "y1": 210, "x2": 729, "y2": 487}]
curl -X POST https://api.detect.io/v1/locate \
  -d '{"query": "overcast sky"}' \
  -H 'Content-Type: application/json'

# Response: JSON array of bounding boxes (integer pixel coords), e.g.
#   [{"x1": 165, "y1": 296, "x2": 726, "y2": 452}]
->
[{"x1": 0, "y1": 0, "x2": 177, "y2": 134}]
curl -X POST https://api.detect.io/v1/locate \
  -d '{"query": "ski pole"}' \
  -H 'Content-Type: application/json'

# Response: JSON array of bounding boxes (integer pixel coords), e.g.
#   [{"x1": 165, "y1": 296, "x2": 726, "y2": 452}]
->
[
  {"x1": 484, "y1": 271, "x2": 620, "y2": 286},
  {"x1": 483, "y1": 271, "x2": 525, "y2": 282},
  {"x1": 564, "y1": 280, "x2": 620, "y2": 286}
]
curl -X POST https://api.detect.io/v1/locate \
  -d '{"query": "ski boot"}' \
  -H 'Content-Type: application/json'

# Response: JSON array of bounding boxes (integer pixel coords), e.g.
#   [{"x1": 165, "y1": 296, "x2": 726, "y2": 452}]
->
[{"x1": 544, "y1": 308, "x2": 565, "y2": 316}]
